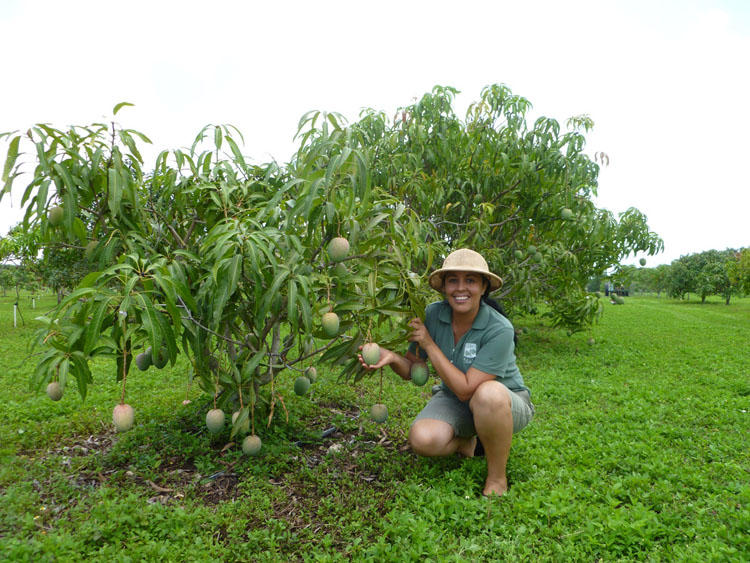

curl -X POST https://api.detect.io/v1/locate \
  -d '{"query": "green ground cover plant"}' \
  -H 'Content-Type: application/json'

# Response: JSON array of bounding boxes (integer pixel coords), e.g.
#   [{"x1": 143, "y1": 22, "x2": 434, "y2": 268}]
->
[{"x1": 0, "y1": 293, "x2": 748, "y2": 561}]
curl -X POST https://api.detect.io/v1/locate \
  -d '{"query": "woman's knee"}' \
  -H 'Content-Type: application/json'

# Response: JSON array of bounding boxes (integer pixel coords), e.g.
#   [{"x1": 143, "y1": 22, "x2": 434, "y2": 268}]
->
[
  {"x1": 408, "y1": 419, "x2": 453, "y2": 455},
  {"x1": 470, "y1": 381, "x2": 511, "y2": 415}
]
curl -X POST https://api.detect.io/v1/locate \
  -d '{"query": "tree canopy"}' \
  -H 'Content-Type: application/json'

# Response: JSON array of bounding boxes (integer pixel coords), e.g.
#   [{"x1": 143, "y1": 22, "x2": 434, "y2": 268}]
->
[{"x1": 666, "y1": 249, "x2": 741, "y2": 304}]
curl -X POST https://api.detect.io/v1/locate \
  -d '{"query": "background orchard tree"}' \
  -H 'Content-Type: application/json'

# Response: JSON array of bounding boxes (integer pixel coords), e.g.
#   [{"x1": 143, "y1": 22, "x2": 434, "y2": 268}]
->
[
  {"x1": 667, "y1": 249, "x2": 739, "y2": 304},
  {"x1": 650, "y1": 264, "x2": 671, "y2": 297},
  {"x1": 619, "y1": 264, "x2": 671, "y2": 296},
  {"x1": 695, "y1": 262, "x2": 732, "y2": 304},
  {"x1": 0, "y1": 266, "x2": 13, "y2": 296},
  {"x1": 727, "y1": 248, "x2": 750, "y2": 296},
  {"x1": 1, "y1": 222, "x2": 91, "y2": 303},
  {"x1": 339, "y1": 85, "x2": 663, "y2": 332},
  {"x1": 1, "y1": 84, "x2": 663, "y2": 434},
  {"x1": 0, "y1": 224, "x2": 44, "y2": 315},
  {"x1": 666, "y1": 258, "x2": 694, "y2": 300}
]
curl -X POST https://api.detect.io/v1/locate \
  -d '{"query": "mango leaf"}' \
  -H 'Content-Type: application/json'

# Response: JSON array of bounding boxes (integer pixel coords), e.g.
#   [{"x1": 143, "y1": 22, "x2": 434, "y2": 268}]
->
[
  {"x1": 241, "y1": 352, "x2": 265, "y2": 381},
  {"x1": 56, "y1": 287, "x2": 98, "y2": 312},
  {"x1": 137, "y1": 294, "x2": 163, "y2": 359},
  {"x1": 85, "y1": 297, "x2": 114, "y2": 354},
  {"x1": 225, "y1": 135, "x2": 246, "y2": 170},
  {"x1": 113, "y1": 102, "x2": 134, "y2": 115},
  {"x1": 287, "y1": 279, "x2": 297, "y2": 327},
  {"x1": 107, "y1": 168, "x2": 122, "y2": 216},
  {"x1": 72, "y1": 217, "x2": 88, "y2": 245},
  {"x1": 2, "y1": 135, "x2": 20, "y2": 192},
  {"x1": 71, "y1": 351, "x2": 92, "y2": 388},
  {"x1": 230, "y1": 407, "x2": 250, "y2": 439}
]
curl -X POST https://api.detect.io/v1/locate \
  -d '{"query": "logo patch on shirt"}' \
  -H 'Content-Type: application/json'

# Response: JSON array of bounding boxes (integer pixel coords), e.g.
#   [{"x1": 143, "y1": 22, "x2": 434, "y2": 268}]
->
[{"x1": 463, "y1": 342, "x2": 477, "y2": 361}]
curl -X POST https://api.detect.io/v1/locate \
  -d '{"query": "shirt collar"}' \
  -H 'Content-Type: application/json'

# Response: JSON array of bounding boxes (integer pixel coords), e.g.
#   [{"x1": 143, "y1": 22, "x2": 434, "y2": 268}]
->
[{"x1": 438, "y1": 300, "x2": 490, "y2": 329}]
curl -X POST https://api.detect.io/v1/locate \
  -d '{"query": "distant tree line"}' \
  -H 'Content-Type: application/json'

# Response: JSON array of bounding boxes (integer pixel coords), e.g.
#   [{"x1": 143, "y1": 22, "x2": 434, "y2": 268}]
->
[
  {"x1": 0, "y1": 223, "x2": 91, "y2": 303},
  {"x1": 589, "y1": 248, "x2": 750, "y2": 304}
]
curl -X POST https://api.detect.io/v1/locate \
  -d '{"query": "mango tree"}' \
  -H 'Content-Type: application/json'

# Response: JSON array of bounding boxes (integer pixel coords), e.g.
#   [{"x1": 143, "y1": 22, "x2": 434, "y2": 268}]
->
[
  {"x1": 0, "y1": 106, "x2": 434, "y2": 444},
  {"x1": 0, "y1": 223, "x2": 46, "y2": 313},
  {"x1": 1, "y1": 84, "x2": 663, "y2": 442},
  {"x1": 667, "y1": 249, "x2": 739, "y2": 303},
  {"x1": 346, "y1": 85, "x2": 663, "y2": 331},
  {"x1": 727, "y1": 248, "x2": 750, "y2": 297}
]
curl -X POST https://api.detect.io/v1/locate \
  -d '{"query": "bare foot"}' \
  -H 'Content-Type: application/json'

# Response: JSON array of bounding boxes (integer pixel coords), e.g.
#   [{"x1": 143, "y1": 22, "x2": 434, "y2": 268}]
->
[
  {"x1": 456, "y1": 436, "x2": 477, "y2": 458},
  {"x1": 482, "y1": 477, "x2": 508, "y2": 497}
]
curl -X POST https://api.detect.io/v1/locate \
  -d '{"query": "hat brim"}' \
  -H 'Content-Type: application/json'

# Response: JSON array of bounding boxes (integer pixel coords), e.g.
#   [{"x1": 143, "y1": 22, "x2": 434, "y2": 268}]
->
[{"x1": 428, "y1": 268, "x2": 503, "y2": 293}]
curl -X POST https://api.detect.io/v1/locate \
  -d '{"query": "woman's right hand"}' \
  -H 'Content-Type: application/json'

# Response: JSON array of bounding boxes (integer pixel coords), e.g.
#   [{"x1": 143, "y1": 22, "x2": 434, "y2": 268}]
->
[{"x1": 357, "y1": 346, "x2": 397, "y2": 371}]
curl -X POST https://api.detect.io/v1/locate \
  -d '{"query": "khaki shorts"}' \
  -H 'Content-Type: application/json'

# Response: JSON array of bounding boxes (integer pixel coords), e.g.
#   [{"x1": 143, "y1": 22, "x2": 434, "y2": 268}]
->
[{"x1": 412, "y1": 383, "x2": 534, "y2": 437}]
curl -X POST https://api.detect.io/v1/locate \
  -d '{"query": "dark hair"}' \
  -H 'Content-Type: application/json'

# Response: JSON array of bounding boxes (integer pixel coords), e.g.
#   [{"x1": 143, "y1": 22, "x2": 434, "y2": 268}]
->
[{"x1": 481, "y1": 284, "x2": 518, "y2": 347}]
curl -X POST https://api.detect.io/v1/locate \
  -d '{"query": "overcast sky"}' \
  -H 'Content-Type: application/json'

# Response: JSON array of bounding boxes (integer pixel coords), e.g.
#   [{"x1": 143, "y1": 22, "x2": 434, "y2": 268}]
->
[{"x1": 1, "y1": 0, "x2": 748, "y2": 266}]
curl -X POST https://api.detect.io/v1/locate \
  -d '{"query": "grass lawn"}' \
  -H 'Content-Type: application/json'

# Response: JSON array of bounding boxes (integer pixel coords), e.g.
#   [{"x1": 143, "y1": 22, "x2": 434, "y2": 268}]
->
[{"x1": 0, "y1": 292, "x2": 748, "y2": 561}]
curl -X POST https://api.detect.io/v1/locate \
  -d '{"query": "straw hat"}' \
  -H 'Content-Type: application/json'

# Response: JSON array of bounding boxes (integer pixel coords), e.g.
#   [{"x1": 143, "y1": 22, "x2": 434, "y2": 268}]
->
[{"x1": 428, "y1": 248, "x2": 503, "y2": 292}]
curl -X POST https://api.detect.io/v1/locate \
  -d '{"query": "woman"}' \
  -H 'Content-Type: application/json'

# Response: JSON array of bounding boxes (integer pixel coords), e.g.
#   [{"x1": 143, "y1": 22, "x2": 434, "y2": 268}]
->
[{"x1": 359, "y1": 248, "x2": 534, "y2": 497}]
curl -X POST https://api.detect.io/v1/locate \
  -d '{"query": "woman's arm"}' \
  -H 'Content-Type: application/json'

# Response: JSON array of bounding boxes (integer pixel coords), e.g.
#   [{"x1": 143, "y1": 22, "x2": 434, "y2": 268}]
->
[{"x1": 409, "y1": 317, "x2": 495, "y2": 401}]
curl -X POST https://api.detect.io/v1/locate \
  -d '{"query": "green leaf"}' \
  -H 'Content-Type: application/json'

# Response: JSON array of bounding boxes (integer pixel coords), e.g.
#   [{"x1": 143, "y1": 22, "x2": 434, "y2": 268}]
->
[
  {"x1": 226, "y1": 254, "x2": 242, "y2": 297},
  {"x1": 225, "y1": 136, "x2": 246, "y2": 170},
  {"x1": 85, "y1": 297, "x2": 114, "y2": 354},
  {"x1": 214, "y1": 126, "x2": 222, "y2": 150},
  {"x1": 58, "y1": 357, "x2": 70, "y2": 390},
  {"x1": 363, "y1": 212, "x2": 389, "y2": 233},
  {"x1": 152, "y1": 300, "x2": 178, "y2": 363},
  {"x1": 137, "y1": 294, "x2": 163, "y2": 359},
  {"x1": 75, "y1": 358, "x2": 89, "y2": 400},
  {"x1": 108, "y1": 168, "x2": 122, "y2": 216},
  {"x1": 2, "y1": 135, "x2": 20, "y2": 185},
  {"x1": 71, "y1": 351, "x2": 92, "y2": 385},
  {"x1": 167, "y1": 275, "x2": 198, "y2": 311},
  {"x1": 287, "y1": 279, "x2": 297, "y2": 327},
  {"x1": 153, "y1": 271, "x2": 182, "y2": 330},
  {"x1": 113, "y1": 102, "x2": 134, "y2": 115},
  {"x1": 299, "y1": 296, "x2": 312, "y2": 333},
  {"x1": 32, "y1": 179, "x2": 50, "y2": 220},
  {"x1": 230, "y1": 407, "x2": 250, "y2": 439},
  {"x1": 32, "y1": 350, "x2": 60, "y2": 390},
  {"x1": 241, "y1": 352, "x2": 264, "y2": 381},
  {"x1": 368, "y1": 272, "x2": 377, "y2": 299},
  {"x1": 52, "y1": 162, "x2": 76, "y2": 195},
  {"x1": 125, "y1": 129, "x2": 152, "y2": 144},
  {"x1": 72, "y1": 217, "x2": 88, "y2": 245},
  {"x1": 260, "y1": 270, "x2": 289, "y2": 318},
  {"x1": 57, "y1": 287, "x2": 98, "y2": 311}
]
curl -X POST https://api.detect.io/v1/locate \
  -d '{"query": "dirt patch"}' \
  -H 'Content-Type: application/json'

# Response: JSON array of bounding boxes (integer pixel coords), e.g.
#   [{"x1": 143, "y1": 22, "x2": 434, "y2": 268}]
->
[
  {"x1": 21, "y1": 402, "x2": 410, "y2": 515},
  {"x1": 33, "y1": 432, "x2": 116, "y2": 461}
]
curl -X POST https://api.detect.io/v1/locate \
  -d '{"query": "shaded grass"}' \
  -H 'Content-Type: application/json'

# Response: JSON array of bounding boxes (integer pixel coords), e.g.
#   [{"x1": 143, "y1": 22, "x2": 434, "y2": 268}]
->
[{"x1": 0, "y1": 292, "x2": 748, "y2": 561}]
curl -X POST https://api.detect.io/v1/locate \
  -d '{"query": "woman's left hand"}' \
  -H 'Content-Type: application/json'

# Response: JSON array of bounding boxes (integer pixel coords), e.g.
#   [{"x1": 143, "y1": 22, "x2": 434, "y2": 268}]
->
[{"x1": 408, "y1": 317, "x2": 435, "y2": 350}]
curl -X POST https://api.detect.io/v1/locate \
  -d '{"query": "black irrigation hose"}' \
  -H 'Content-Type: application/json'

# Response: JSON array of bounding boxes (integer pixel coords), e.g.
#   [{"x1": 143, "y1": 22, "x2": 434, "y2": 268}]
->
[{"x1": 293, "y1": 425, "x2": 338, "y2": 448}]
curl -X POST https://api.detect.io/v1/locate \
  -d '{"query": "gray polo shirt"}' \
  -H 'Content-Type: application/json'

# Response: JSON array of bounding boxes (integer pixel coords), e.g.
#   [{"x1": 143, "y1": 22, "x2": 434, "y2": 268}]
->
[{"x1": 409, "y1": 300, "x2": 529, "y2": 397}]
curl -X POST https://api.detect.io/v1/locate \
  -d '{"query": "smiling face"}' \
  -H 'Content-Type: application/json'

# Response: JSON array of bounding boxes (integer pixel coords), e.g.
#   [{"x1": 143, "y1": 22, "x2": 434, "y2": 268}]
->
[{"x1": 442, "y1": 271, "x2": 488, "y2": 317}]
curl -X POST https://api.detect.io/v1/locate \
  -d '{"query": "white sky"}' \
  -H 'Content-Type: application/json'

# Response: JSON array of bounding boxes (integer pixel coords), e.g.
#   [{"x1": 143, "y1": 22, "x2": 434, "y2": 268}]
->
[{"x1": 1, "y1": 0, "x2": 748, "y2": 266}]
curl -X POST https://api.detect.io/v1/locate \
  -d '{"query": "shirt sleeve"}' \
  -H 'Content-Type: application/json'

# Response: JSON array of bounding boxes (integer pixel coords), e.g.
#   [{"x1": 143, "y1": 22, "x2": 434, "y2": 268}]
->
[{"x1": 469, "y1": 325, "x2": 514, "y2": 376}]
